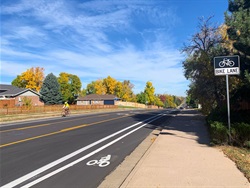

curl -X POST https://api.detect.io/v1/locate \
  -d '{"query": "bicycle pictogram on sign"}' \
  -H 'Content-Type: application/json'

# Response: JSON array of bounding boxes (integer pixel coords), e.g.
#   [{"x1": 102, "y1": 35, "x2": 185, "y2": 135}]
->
[{"x1": 219, "y1": 58, "x2": 235, "y2": 67}]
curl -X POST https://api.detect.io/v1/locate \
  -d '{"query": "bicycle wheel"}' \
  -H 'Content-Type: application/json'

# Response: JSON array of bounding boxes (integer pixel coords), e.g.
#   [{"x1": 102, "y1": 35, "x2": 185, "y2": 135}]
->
[
  {"x1": 67, "y1": 110, "x2": 71, "y2": 117},
  {"x1": 99, "y1": 161, "x2": 110, "y2": 167},
  {"x1": 61, "y1": 111, "x2": 65, "y2": 117},
  {"x1": 229, "y1": 60, "x2": 235, "y2": 67},
  {"x1": 86, "y1": 160, "x2": 98, "y2": 166},
  {"x1": 219, "y1": 61, "x2": 224, "y2": 67}
]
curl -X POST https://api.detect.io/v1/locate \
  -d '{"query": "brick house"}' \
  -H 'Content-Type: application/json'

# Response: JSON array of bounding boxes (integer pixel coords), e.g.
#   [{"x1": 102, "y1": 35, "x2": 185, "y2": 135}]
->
[
  {"x1": 77, "y1": 94, "x2": 120, "y2": 105},
  {"x1": 0, "y1": 84, "x2": 44, "y2": 107}
]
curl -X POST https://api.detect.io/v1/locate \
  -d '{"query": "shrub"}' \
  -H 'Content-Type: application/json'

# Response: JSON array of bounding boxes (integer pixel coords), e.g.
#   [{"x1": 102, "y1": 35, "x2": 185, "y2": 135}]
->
[
  {"x1": 22, "y1": 97, "x2": 32, "y2": 107},
  {"x1": 210, "y1": 121, "x2": 228, "y2": 144},
  {"x1": 231, "y1": 122, "x2": 250, "y2": 148}
]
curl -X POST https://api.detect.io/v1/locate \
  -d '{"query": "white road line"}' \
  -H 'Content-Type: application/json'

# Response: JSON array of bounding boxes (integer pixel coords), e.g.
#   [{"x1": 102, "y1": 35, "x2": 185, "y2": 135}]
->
[
  {"x1": 20, "y1": 114, "x2": 165, "y2": 188},
  {"x1": 1, "y1": 113, "x2": 164, "y2": 188}
]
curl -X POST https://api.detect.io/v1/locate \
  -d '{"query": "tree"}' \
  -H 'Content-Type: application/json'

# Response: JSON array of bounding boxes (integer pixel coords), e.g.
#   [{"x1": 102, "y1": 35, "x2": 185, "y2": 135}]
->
[
  {"x1": 186, "y1": 93, "x2": 198, "y2": 108},
  {"x1": 225, "y1": 0, "x2": 250, "y2": 60},
  {"x1": 144, "y1": 81, "x2": 155, "y2": 105},
  {"x1": 225, "y1": 0, "x2": 250, "y2": 102},
  {"x1": 11, "y1": 75, "x2": 26, "y2": 88},
  {"x1": 86, "y1": 81, "x2": 96, "y2": 94},
  {"x1": 181, "y1": 17, "x2": 231, "y2": 114},
  {"x1": 58, "y1": 72, "x2": 82, "y2": 104},
  {"x1": 84, "y1": 78, "x2": 135, "y2": 101},
  {"x1": 218, "y1": 24, "x2": 236, "y2": 53},
  {"x1": 40, "y1": 73, "x2": 63, "y2": 104},
  {"x1": 159, "y1": 95, "x2": 167, "y2": 106},
  {"x1": 120, "y1": 80, "x2": 135, "y2": 102},
  {"x1": 80, "y1": 88, "x2": 86, "y2": 97},
  {"x1": 114, "y1": 81, "x2": 123, "y2": 98},
  {"x1": 94, "y1": 79, "x2": 107, "y2": 95},
  {"x1": 11, "y1": 67, "x2": 45, "y2": 92},
  {"x1": 154, "y1": 95, "x2": 164, "y2": 107},
  {"x1": 136, "y1": 92, "x2": 146, "y2": 104},
  {"x1": 103, "y1": 76, "x2": 117, "y2": 94}
]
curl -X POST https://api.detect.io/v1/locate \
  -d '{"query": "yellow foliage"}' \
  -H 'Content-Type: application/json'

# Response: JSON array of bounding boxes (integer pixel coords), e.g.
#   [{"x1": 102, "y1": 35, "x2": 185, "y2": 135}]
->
[
  {"x1": 103, "y1": 76, "x2": 117, "y2": 94},
  {"x1": 218, "y1": 24, "x2": 237, "y2": 53},
  {"x1": 94, "y1": 79, "x2": 106, "y2": 95},
  {"x1": 20, "y1": 67, "x2": 44, "y2": 92},
  {"x1": 115, "y1": 81, "x2": 123, "y2": 98}
]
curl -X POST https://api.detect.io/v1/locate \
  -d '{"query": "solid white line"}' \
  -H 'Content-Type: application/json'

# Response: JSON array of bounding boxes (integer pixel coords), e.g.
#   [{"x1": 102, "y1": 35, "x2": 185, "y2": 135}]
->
[
  {"x1": 0, "y1": 113, "x2": 163, "y2": 188},
  {"x1": 20, "y1": 114, "x2": 164, "y2": 188}
]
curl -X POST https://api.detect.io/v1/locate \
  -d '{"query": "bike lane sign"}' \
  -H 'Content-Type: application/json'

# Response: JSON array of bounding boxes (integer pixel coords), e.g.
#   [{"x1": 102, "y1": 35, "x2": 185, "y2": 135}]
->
[{"x1": 214, "y1": 55, "x2": 240, "y2": 76}]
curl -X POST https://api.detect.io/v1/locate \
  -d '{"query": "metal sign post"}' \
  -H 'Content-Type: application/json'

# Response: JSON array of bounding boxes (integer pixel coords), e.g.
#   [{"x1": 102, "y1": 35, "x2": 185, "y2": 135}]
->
[
  {"x1": 226, "y1": 74, "x2": 231, "y2": 142},
  {"x1": 214, "y1": 55, "x2": 240, "y2": 143}
]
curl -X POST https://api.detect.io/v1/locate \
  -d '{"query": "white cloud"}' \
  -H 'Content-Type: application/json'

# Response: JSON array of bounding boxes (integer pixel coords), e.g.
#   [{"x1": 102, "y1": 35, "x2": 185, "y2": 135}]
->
[
  {"x1": 0, "y1": 61, "x2": 31, "y2": 76},
  {"x1": 0, "y1": 0, "x2": 188, "y2": 96}
]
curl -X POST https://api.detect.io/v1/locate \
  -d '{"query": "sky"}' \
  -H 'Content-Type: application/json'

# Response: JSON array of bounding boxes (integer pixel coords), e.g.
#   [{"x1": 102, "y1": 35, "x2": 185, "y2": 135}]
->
[{"x1": 0, "y1": 0, "x2": 228, "y2": 97}]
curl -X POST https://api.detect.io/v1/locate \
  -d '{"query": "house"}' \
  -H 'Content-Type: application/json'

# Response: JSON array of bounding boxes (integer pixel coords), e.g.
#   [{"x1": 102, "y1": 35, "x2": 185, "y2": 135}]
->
[
  {"x1": 0, "y1": 84, "x2": 44, "y2": 107},
  {"x1": 77, "y1": 94, "x2": 120, "y2": 105}
]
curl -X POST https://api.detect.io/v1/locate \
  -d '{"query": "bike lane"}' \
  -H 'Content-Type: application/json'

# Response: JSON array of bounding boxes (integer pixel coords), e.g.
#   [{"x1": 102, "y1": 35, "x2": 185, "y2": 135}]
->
[{"x1": 1, "y1": 110, "x2": 170, "y2": 188}]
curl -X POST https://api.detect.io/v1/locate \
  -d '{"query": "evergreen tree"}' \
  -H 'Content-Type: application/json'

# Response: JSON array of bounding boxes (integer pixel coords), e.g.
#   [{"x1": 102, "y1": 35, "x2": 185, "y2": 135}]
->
[
  {"x1": 225, "y1": 0, "x2": 250, "y2": 101},
  {"x1": 40, "y1": 73, "x2": 63, "y2": 104},
  {"x1": 225, "y1": 0, "x2": 250, "y2": 60}
]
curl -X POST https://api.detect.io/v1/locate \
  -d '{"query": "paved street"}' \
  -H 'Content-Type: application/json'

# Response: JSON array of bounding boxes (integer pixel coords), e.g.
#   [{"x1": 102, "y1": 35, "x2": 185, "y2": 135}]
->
[{"x1": 0, "y1": 109, "x2": 172, "y2": 188}]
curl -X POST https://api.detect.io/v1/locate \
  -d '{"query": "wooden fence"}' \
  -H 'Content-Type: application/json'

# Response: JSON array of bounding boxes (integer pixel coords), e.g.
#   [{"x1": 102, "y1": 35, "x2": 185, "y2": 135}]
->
[
  {"x1": 0, "y1": 105, "x2": 118, "y2": 115},
  {"x1": 238, "y1": 101, "x2": 250, "y2": 110}
]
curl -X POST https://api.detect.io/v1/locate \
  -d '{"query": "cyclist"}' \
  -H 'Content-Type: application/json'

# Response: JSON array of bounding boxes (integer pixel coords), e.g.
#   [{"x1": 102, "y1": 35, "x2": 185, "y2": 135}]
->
[{"x1": 62, "y1": 101, "x2": 70, "y2": 115}]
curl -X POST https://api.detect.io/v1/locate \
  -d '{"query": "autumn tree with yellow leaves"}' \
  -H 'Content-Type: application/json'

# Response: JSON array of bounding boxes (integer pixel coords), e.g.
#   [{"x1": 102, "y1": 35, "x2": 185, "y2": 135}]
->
[
  {"x1": 11, "y1": 67, "x2": 44, "y2": 92},
  {"x1": 144, "y1": 81, "x2": 155, "y2": 105},
  {"x1": 103, "y1": 76, "x2": 117, "y2": 94}
]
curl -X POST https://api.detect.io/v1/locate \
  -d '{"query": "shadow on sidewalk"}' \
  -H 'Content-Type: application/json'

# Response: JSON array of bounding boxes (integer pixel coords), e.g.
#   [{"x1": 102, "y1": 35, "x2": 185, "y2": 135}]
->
[{"x1": 161, "y1": 109, "x2": 211, "y2": 146}]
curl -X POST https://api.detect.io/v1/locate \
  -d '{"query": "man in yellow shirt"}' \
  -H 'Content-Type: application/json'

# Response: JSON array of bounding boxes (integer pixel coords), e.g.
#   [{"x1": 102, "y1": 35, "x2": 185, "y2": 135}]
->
[{"x1": 62, "y1": 101, "x2": 70, "y2": 115}]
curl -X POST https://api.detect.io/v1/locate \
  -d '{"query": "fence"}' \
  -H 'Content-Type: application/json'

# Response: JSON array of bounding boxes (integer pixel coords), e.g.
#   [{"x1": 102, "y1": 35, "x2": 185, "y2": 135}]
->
[
  {"x1": 0, "y1": 99, "x2": 15, "y2": 108},
  {"x1": 238, "y1": 100, "x2": 250, "y2": 110},
  {"x1": 0, "y1": 105, "x2": 118, "y2": 115},
  {"x1": 115, "y1": 101, "x2": 159, "y2": 109}
]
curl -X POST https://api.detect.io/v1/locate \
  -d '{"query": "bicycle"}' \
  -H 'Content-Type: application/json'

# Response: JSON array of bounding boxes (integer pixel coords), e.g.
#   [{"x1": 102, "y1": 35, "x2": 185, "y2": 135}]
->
[
  {"x1": 219, "y1": 58, "x2": 235, "y2": 67},
  {"x1": 61, "y1": 108, "x2": 70, "y2": 117},
  {"x1": 86, "y1": 155, "x2": 111, "y2": 167}
]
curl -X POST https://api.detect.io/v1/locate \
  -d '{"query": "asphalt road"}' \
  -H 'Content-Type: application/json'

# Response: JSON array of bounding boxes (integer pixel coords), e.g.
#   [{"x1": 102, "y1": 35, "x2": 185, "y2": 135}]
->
[{"x1": 0, "y1": 109, "x2": 175, "y2": 188}]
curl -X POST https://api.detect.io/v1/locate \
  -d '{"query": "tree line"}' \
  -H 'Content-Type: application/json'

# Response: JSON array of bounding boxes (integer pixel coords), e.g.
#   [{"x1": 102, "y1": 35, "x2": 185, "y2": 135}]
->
[
  {"x1": 182, "y1": 0, "x2": 250, "y2": 114},
  {"x1": 11, "y1": 68, "x2": 183, "y2": 107},
  {"x1": 182, "y1": 0, "x2": 250, "y2": 147}
]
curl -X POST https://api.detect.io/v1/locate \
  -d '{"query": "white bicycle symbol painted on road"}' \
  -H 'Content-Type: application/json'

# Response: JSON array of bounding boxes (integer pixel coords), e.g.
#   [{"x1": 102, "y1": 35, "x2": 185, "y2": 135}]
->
[
  {"x1": 219, "y1": 58, "x2": 235, "y2": 67},
  {"x1": 86, "y1": 155, "x2": 111, "y2": 167}
]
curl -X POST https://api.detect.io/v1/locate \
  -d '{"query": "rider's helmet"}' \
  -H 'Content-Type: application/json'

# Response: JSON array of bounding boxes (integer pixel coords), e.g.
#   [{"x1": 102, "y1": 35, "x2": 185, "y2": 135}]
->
[{"x1": 65, "y1": 101, "x2": 68, "y2": 104}]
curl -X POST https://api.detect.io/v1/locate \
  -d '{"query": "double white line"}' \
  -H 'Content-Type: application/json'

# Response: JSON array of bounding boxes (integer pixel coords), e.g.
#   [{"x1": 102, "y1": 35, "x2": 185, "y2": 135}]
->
[{"x1": 1, "y1": 113, "x2": 166, "y2": 188}]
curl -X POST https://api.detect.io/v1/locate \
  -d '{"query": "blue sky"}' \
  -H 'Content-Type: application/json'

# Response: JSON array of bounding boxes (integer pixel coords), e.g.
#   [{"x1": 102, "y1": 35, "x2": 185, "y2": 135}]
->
[{"x1": 0, "y1": 0, "x2": 228, "y2": 96}]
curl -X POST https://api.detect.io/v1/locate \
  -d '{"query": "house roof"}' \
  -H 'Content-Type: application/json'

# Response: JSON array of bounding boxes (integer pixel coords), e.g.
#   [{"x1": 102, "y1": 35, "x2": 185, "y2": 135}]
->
[
  {"x1": 77, "y1": 94, "x2": 119, "y2": 101},
  {"x1": 0, "y1": 84, "x2": 40, "y2": 97}
]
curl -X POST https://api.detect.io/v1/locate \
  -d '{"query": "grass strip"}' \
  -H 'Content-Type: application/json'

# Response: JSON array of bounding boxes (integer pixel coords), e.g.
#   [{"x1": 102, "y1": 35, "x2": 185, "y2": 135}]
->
[{"x1": 218, "y1": 145, "x2": 250, "y2": 182}]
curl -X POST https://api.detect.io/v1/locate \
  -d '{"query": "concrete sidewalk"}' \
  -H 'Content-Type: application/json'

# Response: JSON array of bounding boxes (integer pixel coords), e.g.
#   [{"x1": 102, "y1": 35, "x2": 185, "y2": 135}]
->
[{"x1": 119, "y1": 109, "x2": 249, "y2": 188}]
